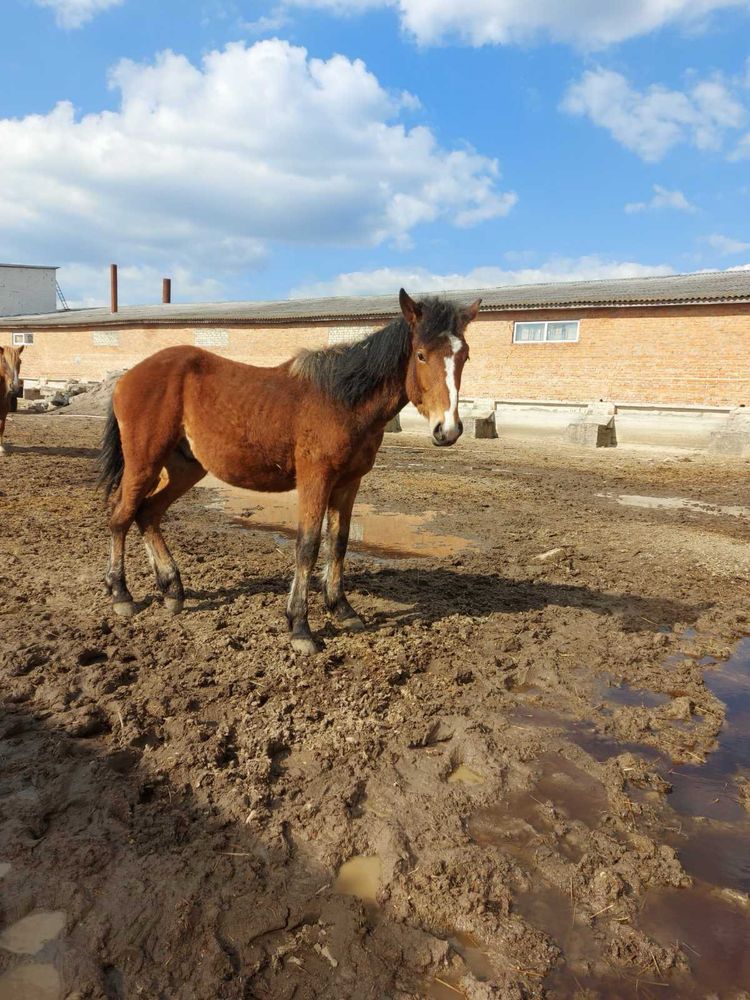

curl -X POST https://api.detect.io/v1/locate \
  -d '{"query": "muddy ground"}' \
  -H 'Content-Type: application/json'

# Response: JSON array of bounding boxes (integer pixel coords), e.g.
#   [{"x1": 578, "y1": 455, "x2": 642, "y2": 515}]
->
[{"x1": 1, "y1": 411, "x2": 749, "y2": 1000}]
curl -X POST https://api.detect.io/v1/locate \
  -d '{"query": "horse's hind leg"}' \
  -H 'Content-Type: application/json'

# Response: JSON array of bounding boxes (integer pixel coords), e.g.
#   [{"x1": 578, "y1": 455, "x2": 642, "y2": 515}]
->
[
  {"x1": 135, "y1": 449, "x2": 206, "y2": 613},
  {"x1": 106, "y1": 466, "x2": 160, "y2": 617},
  {"x1": 323, "y1": 478, "x2": 364, "y2": 632}
]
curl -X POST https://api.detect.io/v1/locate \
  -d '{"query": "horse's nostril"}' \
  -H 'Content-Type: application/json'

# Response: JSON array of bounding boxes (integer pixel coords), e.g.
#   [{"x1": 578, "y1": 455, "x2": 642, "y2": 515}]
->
[
  {"x1": 457, "y1": 420, "x2": 464, "y2": 435},
  {"x1": 433, "y1": 422, "x2": 443, "y2": 439}
]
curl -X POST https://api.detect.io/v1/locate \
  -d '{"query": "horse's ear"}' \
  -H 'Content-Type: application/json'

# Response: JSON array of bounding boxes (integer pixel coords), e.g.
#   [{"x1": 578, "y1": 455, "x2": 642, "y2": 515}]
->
[
  {"x1": 399, "y1": 288, "x2": 422, "y2": 328},
  {"x1": 462, "y1": 298, "x2": 481, "y2": 324},
  {"x1": 17, "y1": 345, "x2": 24, "y2": 354},
  {"x1": 0, "y1": 345, "x2": 4, "y2": 355}
]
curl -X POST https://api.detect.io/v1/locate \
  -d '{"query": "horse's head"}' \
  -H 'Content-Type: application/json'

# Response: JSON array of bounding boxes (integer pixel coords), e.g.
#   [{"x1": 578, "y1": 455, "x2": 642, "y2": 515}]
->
[
  {"x1": 0, "y1": 345, "x2": 23, "y2": 397},
  {"x1": 400, "y1": 289, "x2": 481, "y2": 447}
]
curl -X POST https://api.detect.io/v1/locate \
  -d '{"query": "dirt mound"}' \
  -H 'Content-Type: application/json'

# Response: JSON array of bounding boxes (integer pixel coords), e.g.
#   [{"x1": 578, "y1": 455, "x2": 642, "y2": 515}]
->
[{"x1": 62, "y1": 370, "x2": 124, "y2": 416}]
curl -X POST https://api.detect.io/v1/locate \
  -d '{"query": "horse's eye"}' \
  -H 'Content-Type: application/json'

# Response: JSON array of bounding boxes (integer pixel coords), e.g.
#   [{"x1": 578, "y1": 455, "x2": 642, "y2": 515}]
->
[{"x1": 416, "y1": 351, "x2": 426, "y2": 363}]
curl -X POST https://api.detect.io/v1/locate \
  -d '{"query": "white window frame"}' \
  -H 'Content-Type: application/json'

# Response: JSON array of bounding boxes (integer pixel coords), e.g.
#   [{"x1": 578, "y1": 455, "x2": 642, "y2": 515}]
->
[
  {"x1": 513, "y1": 320, "x2": 579, "y2": 344},
  {"x1": 92, "y1": 331, "x2": 120, "y2": 347},
  {"x1": 12, "y1": 332, "x2": 34, "y2": 346}
]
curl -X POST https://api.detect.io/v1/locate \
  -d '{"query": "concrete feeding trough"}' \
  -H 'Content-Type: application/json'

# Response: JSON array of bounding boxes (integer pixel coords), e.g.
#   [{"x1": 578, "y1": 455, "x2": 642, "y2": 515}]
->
[
  {"x1": 462, "y1": 398, "x2": 498, "y2": 439},
  {"x1": 708, "y1": 406, "x2": 750, "y2": 457},
  {"x1": 565, "y1": 402, "x2": 617, "y2": 448},
  {"x1": 385, "y1": 414, "x2": 401, "y2": 433}
]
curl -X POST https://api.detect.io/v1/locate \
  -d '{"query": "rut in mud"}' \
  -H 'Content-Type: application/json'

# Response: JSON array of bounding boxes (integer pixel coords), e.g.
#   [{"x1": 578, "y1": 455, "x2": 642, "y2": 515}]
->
[{"x1": 1, "y1": 411, "x2": 749, "y2": 999}]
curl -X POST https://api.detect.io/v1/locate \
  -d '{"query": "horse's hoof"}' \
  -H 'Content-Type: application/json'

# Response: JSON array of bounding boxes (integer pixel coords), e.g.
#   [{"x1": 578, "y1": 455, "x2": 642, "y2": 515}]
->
[
  {"x1": 339, "y1": 616, "x2": 365, "y2": 633},
  {"x1": 164, "y1": 597, "x2": 184, "y2": 615},
  {"x1": 113, "y1": 601, "x2": 136, "y2": 618},
  {"x1": 291, "y1": 636, "x2": 320, "y2": 656}
]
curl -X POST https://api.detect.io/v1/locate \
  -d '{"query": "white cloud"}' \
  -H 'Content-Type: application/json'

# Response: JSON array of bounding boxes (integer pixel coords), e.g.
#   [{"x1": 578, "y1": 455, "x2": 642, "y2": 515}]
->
[
  {"x1": 733, "y1": 131, "x2": 750, "y2": 158},
  {"x1": 285, "y1": 0, "x2": 750, "y2": 48},
  {"x1": 705, "y1": 233, "x2": 750, "y2": 255},
  {"x1": 289, "y1": 255, "x2": 675, "y2": 298},
  {"x1": 625, "y1": 184, "x2": 696, "y2": 214},
  {"x1": 34, "y1": 0, "x2": 124, "y2": 29},
  {"x1": 0, "y1": 40, "x2": 514, "y2": 296},
  {"x1": 562, "y1": 68, "x2": 745, "y2": 161}
]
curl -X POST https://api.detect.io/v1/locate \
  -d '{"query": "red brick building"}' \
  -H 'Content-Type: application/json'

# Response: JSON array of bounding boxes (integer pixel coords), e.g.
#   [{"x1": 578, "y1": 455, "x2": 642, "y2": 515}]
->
[{"x1": 2, "y1": 270, "x2": 749, "y2": 448}]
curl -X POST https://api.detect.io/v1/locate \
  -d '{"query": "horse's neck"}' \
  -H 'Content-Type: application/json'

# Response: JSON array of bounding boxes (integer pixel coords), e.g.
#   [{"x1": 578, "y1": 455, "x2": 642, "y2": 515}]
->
[{"x1": 355, "y1": 368, "x2": 408, "y2": 430}]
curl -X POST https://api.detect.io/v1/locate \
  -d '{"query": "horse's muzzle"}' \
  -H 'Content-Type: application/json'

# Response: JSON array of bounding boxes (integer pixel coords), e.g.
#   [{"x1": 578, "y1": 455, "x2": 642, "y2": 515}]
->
[{"x1": 431, "y1": 420, "x2": 463, "y2": 447}]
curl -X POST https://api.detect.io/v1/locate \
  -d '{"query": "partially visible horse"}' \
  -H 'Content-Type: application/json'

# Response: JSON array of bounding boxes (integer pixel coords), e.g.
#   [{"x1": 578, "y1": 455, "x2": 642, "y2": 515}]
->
[
  {"x1": 0, "y1": 345, "x2": 23, "y2": 455},
  {"x1": 99, "y1": 289, "x2": 480, "y2": 653}
]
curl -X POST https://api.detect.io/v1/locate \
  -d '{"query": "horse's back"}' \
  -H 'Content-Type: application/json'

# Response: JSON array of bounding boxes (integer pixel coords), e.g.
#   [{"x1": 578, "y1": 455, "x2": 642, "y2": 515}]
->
[{"x1": 113, "y1": 345, "x2": 306, "y2": 489}]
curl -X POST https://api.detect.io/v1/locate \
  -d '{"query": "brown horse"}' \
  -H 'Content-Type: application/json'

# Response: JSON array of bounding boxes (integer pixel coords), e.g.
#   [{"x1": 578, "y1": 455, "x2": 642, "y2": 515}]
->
[
  {"x1": 99, "y1": 289, "x2": 480, "y2": 653},
  {"x1": 0, "y1": 345, "x2": 23, "y2": 456}
]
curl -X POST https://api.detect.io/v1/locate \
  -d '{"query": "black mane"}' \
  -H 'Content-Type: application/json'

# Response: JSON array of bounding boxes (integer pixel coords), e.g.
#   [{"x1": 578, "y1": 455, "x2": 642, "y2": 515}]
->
[{"x1": 291, "y1": 297, "x2": 464, "y2": 408}]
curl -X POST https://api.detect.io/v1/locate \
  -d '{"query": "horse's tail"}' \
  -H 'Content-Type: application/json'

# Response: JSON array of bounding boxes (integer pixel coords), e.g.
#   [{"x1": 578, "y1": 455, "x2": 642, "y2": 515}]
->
[{"x1": 99, "y1": 402, "x2": 124, "y2": 500}]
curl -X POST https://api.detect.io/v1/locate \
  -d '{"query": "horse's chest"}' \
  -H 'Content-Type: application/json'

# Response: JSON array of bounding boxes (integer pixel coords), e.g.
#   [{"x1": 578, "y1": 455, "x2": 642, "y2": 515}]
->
[{"x1": 339, "y1": 433, "x2": 382, "y2": 478}]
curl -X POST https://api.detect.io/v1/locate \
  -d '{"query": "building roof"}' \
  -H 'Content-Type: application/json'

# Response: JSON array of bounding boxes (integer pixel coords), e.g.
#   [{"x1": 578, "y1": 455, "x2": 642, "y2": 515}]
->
[
  {"x1": 1, "y1": 268, "x2": 749, "y2": 329},
  {"x1": 0, "y1": 263, "x2": 58, "y2": 271}
]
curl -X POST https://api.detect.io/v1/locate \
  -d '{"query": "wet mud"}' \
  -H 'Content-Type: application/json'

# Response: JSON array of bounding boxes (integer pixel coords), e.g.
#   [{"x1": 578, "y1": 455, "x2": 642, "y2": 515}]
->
[{"x1": 1, "y1": 413, "x2": 750, "y2": 998}]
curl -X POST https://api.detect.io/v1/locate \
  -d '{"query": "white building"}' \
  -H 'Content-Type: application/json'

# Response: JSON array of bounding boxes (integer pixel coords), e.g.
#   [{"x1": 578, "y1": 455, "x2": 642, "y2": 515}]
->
[{"x1": 0, "y1": 264, "x2": 58, "y2": 317}]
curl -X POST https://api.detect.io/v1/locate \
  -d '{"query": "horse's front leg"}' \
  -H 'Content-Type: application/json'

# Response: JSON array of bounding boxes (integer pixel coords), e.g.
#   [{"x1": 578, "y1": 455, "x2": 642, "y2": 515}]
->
[
  {"x1": 323, "y1": 478, "x2": 364, "y2": 632},
  {"x1": 286, "y1": 477, "x2": 331, "y2": 655}
]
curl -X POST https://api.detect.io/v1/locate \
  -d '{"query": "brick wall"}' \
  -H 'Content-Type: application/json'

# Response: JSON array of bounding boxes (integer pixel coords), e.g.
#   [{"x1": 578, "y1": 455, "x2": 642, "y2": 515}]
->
[
  {"x1": 465, "y1": 304, "x2": 750, "y2": 407},
  {"x1": 0, "y1": 323, "x2": 332, "y2": 384},
  {"x1": 2, "y1": 303, "x2": 749, "y2": 407}
]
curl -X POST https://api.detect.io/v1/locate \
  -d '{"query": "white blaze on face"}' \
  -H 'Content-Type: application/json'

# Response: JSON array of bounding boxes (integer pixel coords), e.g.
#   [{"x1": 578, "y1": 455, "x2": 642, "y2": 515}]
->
[{"x1": 441, "y1": 334, "x2": 462, "y2": 434}]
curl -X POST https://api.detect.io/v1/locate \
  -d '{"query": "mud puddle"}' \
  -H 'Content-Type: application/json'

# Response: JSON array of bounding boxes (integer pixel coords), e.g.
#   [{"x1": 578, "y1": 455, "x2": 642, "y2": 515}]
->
[
  {"x1": 507, "y1": 639, "x2": 750, "y2": 994},
  {"x1": 597, "y1": 492, "x2": 750, "y2": 518},
  {"x1": 515, "y1": 637, "x2": 750, "y2": 827},
  {"x1": 668, "y1": 636, "x2": 750, "y2": 821},
  {"x1": 641, "y1": 884, "x2": 750, "y2": 996},
  {"x1": 199, "y1": 475, "x2": 478, "y2": 559},
  {"x1": 447, "y1": 764, "x2": 485, "y2": 786},
  {"x1": 333, "y1": 855, "x2": 381, "y2": 904},
  {"x1": 0, "y1": 963, "x2": 60, "y2": 1000},
  {"x1": 0, "y1": 911, "x2": 65, "y2": 955},
  {"x1": 0, "y1": 909, "x2": 65, "y2": 1000},
  {"x1": 468, "y1": 752, "x2": 607, "y2": 864},
  {"x1": 596, "y1": 675, "x2": 670, "y2": 710}
]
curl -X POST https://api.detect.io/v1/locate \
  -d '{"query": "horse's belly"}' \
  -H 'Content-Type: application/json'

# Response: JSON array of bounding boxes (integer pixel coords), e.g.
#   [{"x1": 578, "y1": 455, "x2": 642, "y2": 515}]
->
[
  {"x1": 218, "y1": 467, "x2": 295, "y2": 492},
  {"x1": 184, "y1": 429, "x2": 296, "y2": 493}
]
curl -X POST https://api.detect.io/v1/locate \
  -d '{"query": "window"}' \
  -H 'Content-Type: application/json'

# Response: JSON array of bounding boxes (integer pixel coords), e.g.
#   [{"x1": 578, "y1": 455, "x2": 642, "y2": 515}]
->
[
  {"x1": 194, "y1": 329, "x2": 229, "y2": 348},
  {"x1": 12, "y1": 332, "x2": 34, "y2": 346},
  {"x1": 328, "y1": 326, "x2": 372, "y2": 345},
  {"x1": 513, "y1": 320, "x2": 579, "y2": 343},
  {"x1": 92, "y1": 331, "x2": 119, "y2": 346}
]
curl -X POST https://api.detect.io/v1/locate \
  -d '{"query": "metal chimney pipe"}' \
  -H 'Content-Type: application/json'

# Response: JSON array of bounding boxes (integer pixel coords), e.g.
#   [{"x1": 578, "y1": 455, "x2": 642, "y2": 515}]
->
[
  {"x1": 162, "y1": 277, "x2": 172, "y2": 304},
  {"x1": 110, "y1": 264, "x2": 118, "y2": 313}
]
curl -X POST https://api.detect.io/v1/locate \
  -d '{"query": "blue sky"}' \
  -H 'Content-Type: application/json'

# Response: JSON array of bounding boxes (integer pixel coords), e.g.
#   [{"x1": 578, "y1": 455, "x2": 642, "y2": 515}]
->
[{"x1": 1, "y1": 0, "x2": 749, "y2": 306}]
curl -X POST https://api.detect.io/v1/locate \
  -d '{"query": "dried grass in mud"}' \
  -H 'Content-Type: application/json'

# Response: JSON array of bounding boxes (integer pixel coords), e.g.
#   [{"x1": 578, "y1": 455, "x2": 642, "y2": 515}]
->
[{"x1": 1, "y1": 412, "x2": 750, "y2": 1000}]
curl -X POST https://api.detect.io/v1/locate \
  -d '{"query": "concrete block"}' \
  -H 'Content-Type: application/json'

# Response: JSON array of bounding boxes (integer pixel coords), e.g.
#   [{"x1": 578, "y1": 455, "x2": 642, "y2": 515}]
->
[
  {"x1": 465, "y1": 409, "x2": 498, "y2": 439},
  {"x1": 385, "y1": 413, "x2": 401, "y2": 433},
  {"x1": 565, "y1": 402, "x2": 617, "y2": 448},
  {"x1": 708, "y1": 407, "x2": 750, "y2": 457},
  {"x1": 586, "y1": 401, "x2": 616, "y2": 422},
  {"x1": 23, "y1": 386, "x2": 41, "y2": 400}
]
